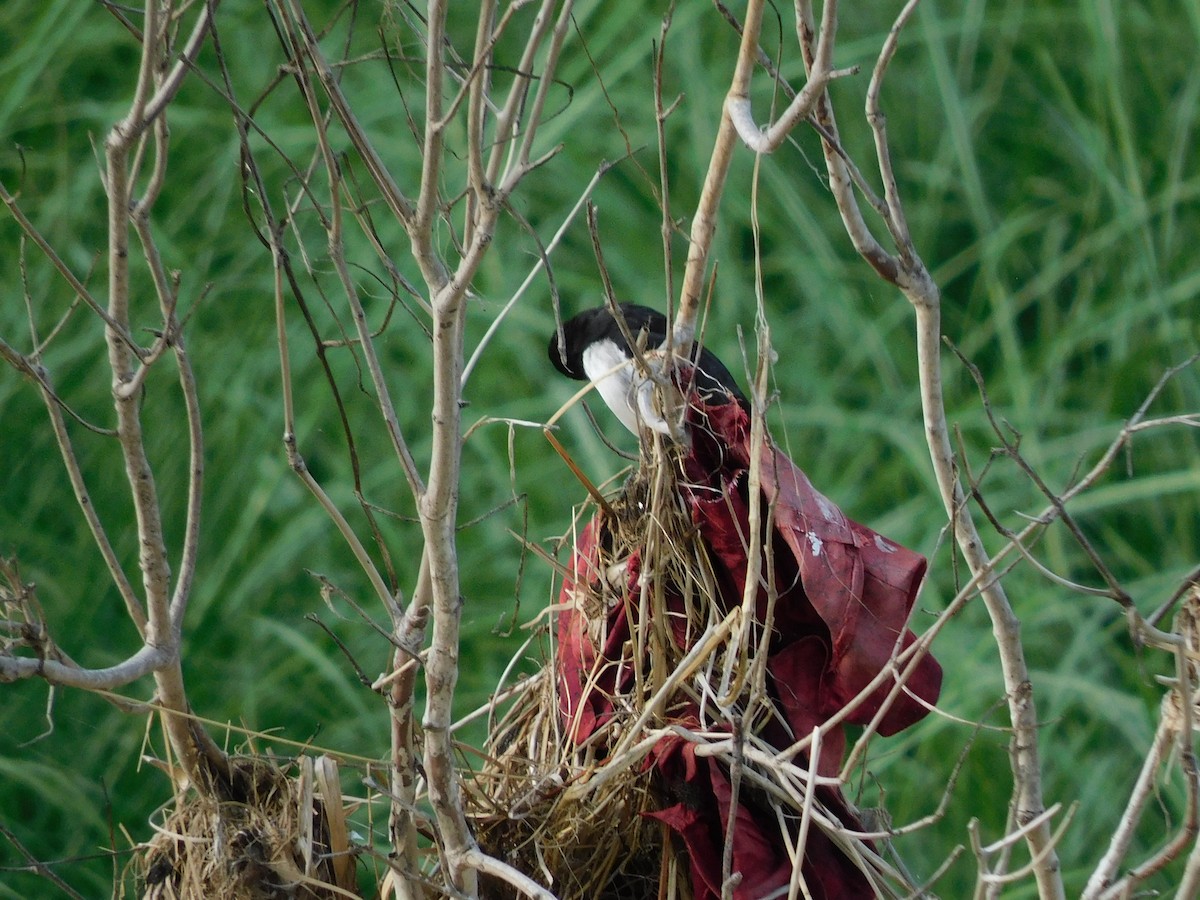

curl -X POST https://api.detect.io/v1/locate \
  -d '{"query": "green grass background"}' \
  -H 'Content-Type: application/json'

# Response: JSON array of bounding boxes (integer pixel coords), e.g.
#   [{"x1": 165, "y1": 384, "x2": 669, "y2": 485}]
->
[{"x1": 0, "y1": 0, "x2": 1197, "y2": 896}]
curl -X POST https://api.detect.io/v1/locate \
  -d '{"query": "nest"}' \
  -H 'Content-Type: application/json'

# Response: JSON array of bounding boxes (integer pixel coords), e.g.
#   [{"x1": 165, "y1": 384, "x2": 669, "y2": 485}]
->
[
  {"x1": 468, "y1": 697, "x2": 666, "y2": 900},
  {"x1": 466, "y1": 406, "x2": 934, "y2": 899},
  {"x1": 467, "y1": 452, "x2": 702, "y2": 899},
  {"x1": 466, "y1": 439, "x2": 829, "y2": 898},
  {"x1": 133, "y1": 754, "x2": 357, "y2": 900}
]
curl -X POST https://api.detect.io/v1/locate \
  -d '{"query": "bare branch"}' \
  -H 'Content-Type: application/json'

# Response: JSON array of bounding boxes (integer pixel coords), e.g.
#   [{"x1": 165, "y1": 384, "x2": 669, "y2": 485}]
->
[
  {"x1": 1082, "y1": 703, "x2": 1179, "y2": 897},
  {"x1": 281, "y1": 0, "x2": 417, "y2": 228},
  {"x1": 725, "y1": 0, "x2": 854, "y2": 154},
  {"x1": 0, "y1": 179, "x2": 143, "y2": 354},
  {"x1": 412, "y1": 0, "x2": 451, "y2": 289},
  {"x1": 43, "y1": 370, "x2": 148, "y2": 634},
  {"x1": 795, "y1": 2, "x2": 898, "y2": 281},
  {"x1": 136, "y1": 1, "x2": 219, "y2": 138},
  {"x1": 1, "y1": 642, "x2": 172, "y2": 690},
  {"x1": 97, "y1": 0, "x2": 224, "y2": 784},
  {"x1": 515, "y1": 2, "x2": 574, "y2": 171},
  {"x1": 670, "y1": 5, "x2": 748, "y2": 354},
  {"x1": 781, "y1": 2, "x2": 1068, "y2": 892},
  {"x1": 0, "y1": 824, "x2": 86, "y2": 900},
  {"x1": 461, "y1": 849, "x2": 557, "y2": 900}
]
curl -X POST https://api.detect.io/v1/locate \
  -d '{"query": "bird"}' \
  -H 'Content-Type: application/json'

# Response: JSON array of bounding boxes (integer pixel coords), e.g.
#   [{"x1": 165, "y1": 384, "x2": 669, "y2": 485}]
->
[{"x1": 547, "y1": 303, "x2": 746, "y2": 436}]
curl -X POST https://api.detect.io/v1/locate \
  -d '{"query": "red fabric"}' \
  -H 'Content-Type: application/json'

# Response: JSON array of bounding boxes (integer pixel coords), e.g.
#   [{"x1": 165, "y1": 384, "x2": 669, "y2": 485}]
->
[{"x1": 555, "y1": 397, "x2": 942, "y2": 900}]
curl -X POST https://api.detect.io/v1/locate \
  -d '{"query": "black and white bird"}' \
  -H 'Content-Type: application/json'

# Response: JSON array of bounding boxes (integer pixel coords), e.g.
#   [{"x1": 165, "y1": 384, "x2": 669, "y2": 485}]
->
[{"x1": 548, "y1": 303, "x2": 746, "y2": 436}]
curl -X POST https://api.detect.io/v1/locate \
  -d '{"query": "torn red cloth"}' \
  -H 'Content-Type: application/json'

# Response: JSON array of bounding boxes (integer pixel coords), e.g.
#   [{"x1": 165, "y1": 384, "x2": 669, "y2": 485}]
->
[{"x1": 555, "y1": 397, "x2": 942, "y2": 899}]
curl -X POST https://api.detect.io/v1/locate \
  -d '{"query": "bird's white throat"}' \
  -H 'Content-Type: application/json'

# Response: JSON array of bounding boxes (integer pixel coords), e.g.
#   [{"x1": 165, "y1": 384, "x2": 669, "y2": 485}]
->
[{"x1": 581, "y1": 339, "x2": 675, "y2": 436}]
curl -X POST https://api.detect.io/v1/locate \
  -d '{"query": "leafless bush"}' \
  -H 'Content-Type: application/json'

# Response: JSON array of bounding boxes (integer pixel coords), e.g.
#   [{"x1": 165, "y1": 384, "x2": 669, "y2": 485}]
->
[{"x1": 2, "y1": 2, "x2": 1198, "y2": 898}]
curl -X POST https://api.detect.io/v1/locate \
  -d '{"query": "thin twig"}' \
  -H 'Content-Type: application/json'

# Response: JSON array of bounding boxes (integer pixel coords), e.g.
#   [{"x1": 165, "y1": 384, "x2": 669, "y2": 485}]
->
[
  {"x1": 1081, "y1": 702, "x2": 1178, "y2": 897},
  {"x1": 0, "y1": 825, "x2": 86, "y2": 900}
]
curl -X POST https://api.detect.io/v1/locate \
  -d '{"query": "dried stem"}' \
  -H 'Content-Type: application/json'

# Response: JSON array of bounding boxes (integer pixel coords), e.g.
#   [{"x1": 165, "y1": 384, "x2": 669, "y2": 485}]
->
[
  {"x1": 0, "y1": 1, "x2": 227, "y2": 784},
  {"x1": 1081, "y1": 702, "x2": 1179, "y2": 897},
  {"x1": 99, "y1": 0, "x2": 223, "y2": 784},
  {"x1": 709, "y1": 1, "x2": 1071, "y2": 894}
]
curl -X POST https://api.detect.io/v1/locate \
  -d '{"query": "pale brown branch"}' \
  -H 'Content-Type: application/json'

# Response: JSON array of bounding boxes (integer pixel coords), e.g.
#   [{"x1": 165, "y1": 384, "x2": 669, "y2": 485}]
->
[
  {"x1": 282, "y1": 1, "x2": 417, "y2": 228},
  {"x1": 1082, "y1": 702, "x2": 1179, "y2": 897},
  {"x1": 794, "y1": 2, "x2": 898, "y2": 282},
  {"x1": 121, "y1": 0, "x2": 161, "y2": 139},
  {"x1": 0, "y1": 643, "x2": 172, "y2": 689},
  {"x1": 909, "y1": 241, "x2": 1063, "y2": 900},
  {"x1": 972, "y1": 804, "x2": 1075, "y2": 890},
  {"x1": 0, "y1": 1, "x2": 227, "y2": 786},
  {"x1": 412, "y1": 0, "x2": 450, "y2": 289},
  {"x1": 483, "y1": 0, "x2": 559, "y2": 186},
  {"x1": 654, "y1": 11, "x2": 678, "y2": 309},
  {"x1": 464, "y1": 0, "x2": 497, "y2": 210},
  {"x1": 165, "y1": 327, "x2": 204, "y2": 631},
  {"x1": 419, "y1": 295, "x2": 477, "y2": 897},
  {"x1": 131, "y1": 114, "x2": 172, "y2": 221},
  {"x1": 1091, "y1": 616, "x2": 1200, "y2": 897},
  {"x1": 725, "y1": 0, "x2": 853, "y2": 154},
  {"x1": 785, "y1": 727, "x2": 821, "y2": 900},
  {"x1": 781, "y1": 2, "x2": 1067, "y2": 893},
  {"x1": 515, "y1": 0, "x2": 575, "y2": 170},
  {"x1": 43, "y1": 371, "x2": 148, "y2": 635},
  {"x1": 672, "y1": 0, "x2": 780, "y2": 355},
  {"x1": 414, "y1": 2, "x2": 492, "y2": 890},
  {"x1": 137, "y1": 1, "x2": 218, "y2": 137},
  {"x1": 864, "y1": 0, "x2": 921, "y2": 260},
  {"x1": 389, "y1": 553, "x2": 429, "y2": 900},
  {"x1": 100, "y1": 0, "x2": 215, "y2": 784},
  {"x1": 0, "y1": 178, "x2": 142, "y2": 354},
  {"x1": 461, "y1": 849, "x2": 557, "y2": 900}
]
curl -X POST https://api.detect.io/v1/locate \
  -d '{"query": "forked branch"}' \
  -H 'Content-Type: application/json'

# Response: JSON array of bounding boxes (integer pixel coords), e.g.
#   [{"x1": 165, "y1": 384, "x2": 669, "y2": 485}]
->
[
  {"x1": 265, "y1": 1, "x2": 579, "y2": 892},
  {"x1": 716, "y1": 2, "x2": 1065, "y2": 896},
  {"x1": 0, "y1": 0, "x2": 226, "y2": 787}
]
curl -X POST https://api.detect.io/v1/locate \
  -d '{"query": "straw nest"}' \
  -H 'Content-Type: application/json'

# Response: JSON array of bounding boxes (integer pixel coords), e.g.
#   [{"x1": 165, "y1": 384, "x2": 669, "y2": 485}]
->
[
  {"x1": 465, "y1": 434, "x2": 896, "y2": 899},
  {"x1": 465, "y1": 445, "x2": 701, "y2": 899},
  {"x1": 134, "y1": 754, "x2": 357, "y2": 899}
]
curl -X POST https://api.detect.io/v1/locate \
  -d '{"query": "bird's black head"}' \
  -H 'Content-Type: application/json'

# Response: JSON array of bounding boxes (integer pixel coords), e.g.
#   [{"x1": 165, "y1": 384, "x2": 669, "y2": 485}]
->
[{"x1": 547, "y1": 303, "x2": 666, "y2": 381}]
